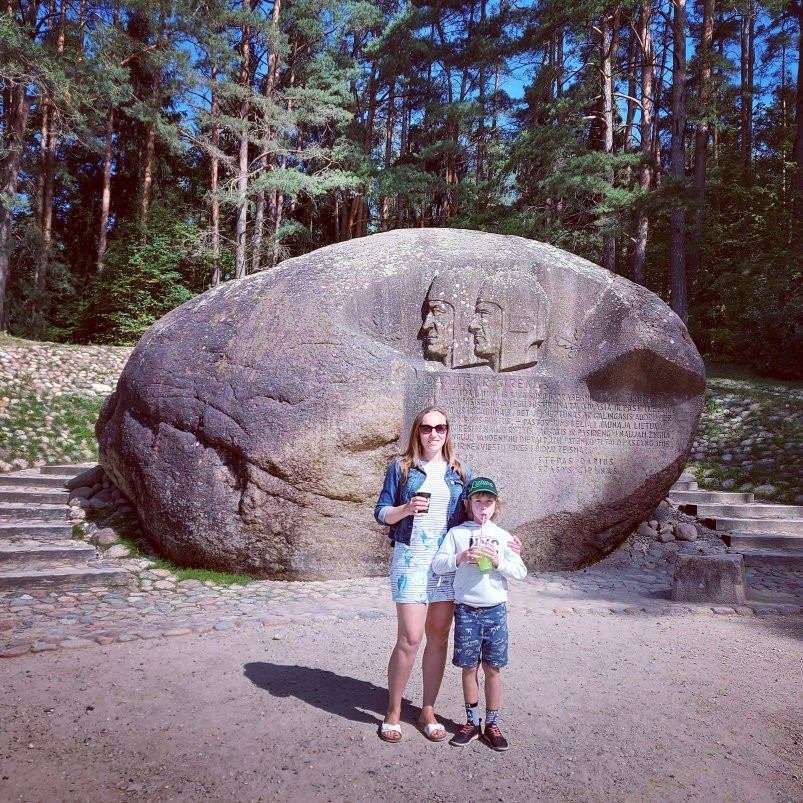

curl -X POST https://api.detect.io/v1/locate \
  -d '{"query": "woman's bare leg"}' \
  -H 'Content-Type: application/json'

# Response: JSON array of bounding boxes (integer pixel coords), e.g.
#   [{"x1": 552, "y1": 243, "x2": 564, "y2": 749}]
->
[
  {"x1": 385, "y1": 603, "x2": 427, "y2": 728},
  {"x1": 419, "y1": 600, "x2": 454, "y2": 728}
]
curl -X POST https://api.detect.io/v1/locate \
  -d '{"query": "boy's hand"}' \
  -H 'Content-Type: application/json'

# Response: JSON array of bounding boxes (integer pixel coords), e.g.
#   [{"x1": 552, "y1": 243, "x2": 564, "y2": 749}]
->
[{"x1": 475, "y1": 545, "x2": 499, "y2": 568}]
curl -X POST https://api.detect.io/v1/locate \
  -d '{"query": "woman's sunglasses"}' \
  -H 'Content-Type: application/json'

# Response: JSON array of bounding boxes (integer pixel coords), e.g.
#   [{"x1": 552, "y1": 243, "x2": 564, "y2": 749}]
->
[{"x1": 419, "y1": 424, "x2": 448, "y2": 435}]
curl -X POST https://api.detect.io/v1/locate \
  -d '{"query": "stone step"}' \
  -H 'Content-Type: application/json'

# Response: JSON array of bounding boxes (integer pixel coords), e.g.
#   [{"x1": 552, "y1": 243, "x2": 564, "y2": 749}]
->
[
  {"x1": 670, "y1": 480, "x2": 699, "y2": 491},
  {"x1": 0, "y1": 566, "x2": 129, "y2": 592},
  {"x1": 679, "y1": 503, "x2": 803, "y2": 520},
  {"x1": 705, "y1": 517, "x2": 803, "y2": 535},
  {"x1": 0, "y1": 488, "x2": 69, "y2": 504},
  {"x1": 39, "y1": 465, "x2": 94, "y2": 477},
  {"x1": 0, "y1": 504, "x2": 67, "y2": 522},
  {"x1": 677, "y1": 473, "x2": 696, "y2": 483},
  {"x1": 670, "y1": 490, "x2": 755, "y2": 504},
  {"x1": 740, "y1": 550, "x2": 803, "y2": 571},
  {"x1": 0, "y1": 523, "x2": 76, "y2": 539},
  {"x1": 0, "y1": 474, "x2": 71, "y2": 488},
  {"x1": 0, "y1": 541, "x2": 96, "y2": 565},
  {"x1": 723, "y1": 531, "x2": 803, "y2": 551}
]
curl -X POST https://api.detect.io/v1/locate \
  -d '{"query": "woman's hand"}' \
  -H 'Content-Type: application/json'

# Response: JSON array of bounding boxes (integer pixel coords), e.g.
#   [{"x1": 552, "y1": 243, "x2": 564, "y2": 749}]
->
[
  {"x1": 405, "y1": 494, "x2": 431, "y2": 517},
  {"x1": 456, "y1": 547, "x2": 474, "y2": 566},
  {"x1": 509, "y1": 535, "x2": 523, "y2": 555}
]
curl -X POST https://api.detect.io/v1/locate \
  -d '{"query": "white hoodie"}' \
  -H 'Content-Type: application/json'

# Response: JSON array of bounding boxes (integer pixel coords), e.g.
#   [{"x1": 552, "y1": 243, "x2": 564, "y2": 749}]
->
[{"x1": 431, "y1": 520, "x2": 527, "y2": 607}]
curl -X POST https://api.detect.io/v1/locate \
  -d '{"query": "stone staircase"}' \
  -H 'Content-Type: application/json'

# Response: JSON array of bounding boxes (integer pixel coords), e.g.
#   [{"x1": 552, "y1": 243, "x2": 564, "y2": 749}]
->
[
  {"x1": 0, "y1": 465, "x2": 129, "y2": 591},
  {"x1": 669, "y1": 474, "x2": 803, "y2": 570}
]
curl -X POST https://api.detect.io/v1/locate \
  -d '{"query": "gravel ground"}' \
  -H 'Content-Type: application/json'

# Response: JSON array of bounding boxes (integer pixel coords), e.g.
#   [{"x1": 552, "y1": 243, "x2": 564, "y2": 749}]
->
[{"x1": 1, "y1": 588, "x2": 800, "y2": 803}]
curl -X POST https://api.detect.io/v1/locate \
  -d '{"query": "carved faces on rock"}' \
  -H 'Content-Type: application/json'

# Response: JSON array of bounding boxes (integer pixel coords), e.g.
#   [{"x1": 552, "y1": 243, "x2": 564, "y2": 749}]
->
[{"x1": 422, "y1": 268, "x2": 550, "y2": 373}]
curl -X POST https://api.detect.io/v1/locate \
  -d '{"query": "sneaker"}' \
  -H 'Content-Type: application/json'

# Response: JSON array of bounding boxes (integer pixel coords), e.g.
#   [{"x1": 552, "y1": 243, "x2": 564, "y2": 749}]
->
[
  {"x1": 483, "y1": 723, "x2": 509, "y2": 751},
  {"x1": 449, "y1": 720, "x2": 482, "y2": 747}
]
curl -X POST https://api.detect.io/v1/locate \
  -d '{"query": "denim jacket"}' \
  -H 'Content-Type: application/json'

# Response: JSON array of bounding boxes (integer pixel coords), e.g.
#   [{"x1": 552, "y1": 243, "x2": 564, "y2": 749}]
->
[{"x1": 374, "y1": 458, "x2": 471, "y2": 545}]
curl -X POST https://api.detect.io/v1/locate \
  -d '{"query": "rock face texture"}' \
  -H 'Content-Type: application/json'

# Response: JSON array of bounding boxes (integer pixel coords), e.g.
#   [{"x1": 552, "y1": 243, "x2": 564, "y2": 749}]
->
[{"x1": 96, "y1": 229, "x2": 705, "y2": 578}]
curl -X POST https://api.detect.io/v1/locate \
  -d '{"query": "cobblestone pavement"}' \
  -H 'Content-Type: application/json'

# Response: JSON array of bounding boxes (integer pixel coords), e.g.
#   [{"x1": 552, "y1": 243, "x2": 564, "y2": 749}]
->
[{"x1": 2, "y1": 563, "x2": 801, "y2": 659}]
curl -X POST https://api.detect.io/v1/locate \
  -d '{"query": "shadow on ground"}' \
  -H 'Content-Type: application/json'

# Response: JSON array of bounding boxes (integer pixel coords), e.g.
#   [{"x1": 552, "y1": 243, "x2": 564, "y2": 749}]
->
[{"x1": 243, "y1": 662, "x2": 460, "y2": 730}]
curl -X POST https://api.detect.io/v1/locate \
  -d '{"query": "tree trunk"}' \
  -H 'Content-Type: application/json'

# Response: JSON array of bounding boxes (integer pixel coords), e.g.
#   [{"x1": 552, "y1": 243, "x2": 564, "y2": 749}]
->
[
  {"x1": 686, "y1": 0, "x2": 714, "y2": 295},
  {"x1": 380, "y1": 80, "x2": 395, "y2": 231},
  {"x1": 633, "y1": 2, "x2": 654, "y2": 286},
  {"x1": 96, "y1": 0, "x2": 118, "y2": 275},
  {"x1": 234, "y1": 4, "x2": 250, "y2": 279},
  {"x1": 476, "y1": 0, "x2": 487, "y2": 184},
  {"x1": 251, "y1": 0, "x2": 282, "y2": 272},
  {"x1": 739, "y1": 3, "x2": 755, "y2": 185},
  {"x1": 651, "y1": 12, "x2": 671, "y2": 188},
  {"x1": 600, "y1": 11, "x2": 616, "y2": 272},
  {"x1": 141, "y1": 69, "x2": 161, "y2": 229},
  {"x1": 210, "y1": 64, "x2": 220, "y2": 286},
  {"x1": 33, "y1": 0, "x2": 66, "y2": 323},
  {"x1": 791, "y1": 0, "x2": 803, "y2": 225},
  {"x1": 669, "y1": 0, "x2": 688, "y2": 322}
]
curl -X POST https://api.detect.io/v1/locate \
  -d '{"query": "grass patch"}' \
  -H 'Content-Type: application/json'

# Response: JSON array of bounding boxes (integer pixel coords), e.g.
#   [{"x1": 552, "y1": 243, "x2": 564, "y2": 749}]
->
[
  {"x1": 705, "y1": 361, "x2": 803, "y2": 392},
  {"x1": 147, "y1": 556, "x2": 255, "y2": 586},
  {"x1": 0, "y1": 387, "x2": 103, "y2": 468}
]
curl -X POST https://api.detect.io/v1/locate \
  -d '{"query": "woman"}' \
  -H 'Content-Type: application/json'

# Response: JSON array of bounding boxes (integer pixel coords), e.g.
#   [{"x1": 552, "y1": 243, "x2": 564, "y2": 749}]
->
[{"x1": 374, "y1": 405, "x2": 468, "y2": 742}]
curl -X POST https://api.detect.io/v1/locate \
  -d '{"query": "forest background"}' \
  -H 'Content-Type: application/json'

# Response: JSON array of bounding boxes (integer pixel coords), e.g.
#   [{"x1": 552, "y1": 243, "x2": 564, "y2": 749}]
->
[{"x1": 1, "y1": 0, "x2": 801, "y2": 378}]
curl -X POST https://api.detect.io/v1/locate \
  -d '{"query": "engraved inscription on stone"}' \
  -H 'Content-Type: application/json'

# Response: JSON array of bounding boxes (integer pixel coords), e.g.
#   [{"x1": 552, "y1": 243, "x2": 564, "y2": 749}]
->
[{"x1": 416, "y1": 373, "x2": 675, "y2": 475}]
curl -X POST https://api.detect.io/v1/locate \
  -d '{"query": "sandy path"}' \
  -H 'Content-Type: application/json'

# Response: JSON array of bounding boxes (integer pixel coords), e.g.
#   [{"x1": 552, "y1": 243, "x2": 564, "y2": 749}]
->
[{"x1": 1, "y1": 599, "x2": 801, "y2": 803}]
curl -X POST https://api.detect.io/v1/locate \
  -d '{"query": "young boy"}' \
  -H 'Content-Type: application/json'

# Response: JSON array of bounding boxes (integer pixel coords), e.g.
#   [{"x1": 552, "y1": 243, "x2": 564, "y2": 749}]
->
[{"x1": 431, "y1": 476, "x2": 527, "y2": 751}]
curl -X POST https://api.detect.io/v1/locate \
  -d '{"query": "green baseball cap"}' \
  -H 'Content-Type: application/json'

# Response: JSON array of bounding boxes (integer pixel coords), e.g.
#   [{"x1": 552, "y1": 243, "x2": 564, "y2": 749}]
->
[{"x1": 466, "y1": 477, "x2": 499, "y2": 497}]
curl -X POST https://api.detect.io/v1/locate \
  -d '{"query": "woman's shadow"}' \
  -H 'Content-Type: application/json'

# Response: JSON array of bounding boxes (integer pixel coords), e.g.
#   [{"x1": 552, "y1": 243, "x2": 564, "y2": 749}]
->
[{"x1": 243, "y1": 662, "x2": 459, "y2": 731}]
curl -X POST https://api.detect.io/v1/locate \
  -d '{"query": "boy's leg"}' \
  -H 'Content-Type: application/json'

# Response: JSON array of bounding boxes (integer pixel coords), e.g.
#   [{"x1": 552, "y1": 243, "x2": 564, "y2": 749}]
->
[
  {"x1": 449, "y1": 605, "x2": 483, "y2": 747},
  {"x1": 478, "y1": 604, "x2": 510, "y2": 751},
  {"x1": 482, "y1": 663, "x2": 501, "y2": 712},
  {"x1": 461, "y1": 666, "x2": 481, "y2": 724}
]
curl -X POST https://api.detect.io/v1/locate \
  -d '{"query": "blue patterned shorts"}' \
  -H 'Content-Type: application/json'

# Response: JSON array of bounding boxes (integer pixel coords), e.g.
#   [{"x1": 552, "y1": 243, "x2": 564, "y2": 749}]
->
[{"x1": 452, "y1": 602, "x2": 509, "y2": 668}]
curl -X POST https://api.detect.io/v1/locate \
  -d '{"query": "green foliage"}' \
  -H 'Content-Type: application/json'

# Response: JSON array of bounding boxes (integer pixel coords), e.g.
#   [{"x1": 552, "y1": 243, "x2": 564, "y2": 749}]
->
[{"x1": 73, "y1": 207, "x2": 208, "y2": 345}]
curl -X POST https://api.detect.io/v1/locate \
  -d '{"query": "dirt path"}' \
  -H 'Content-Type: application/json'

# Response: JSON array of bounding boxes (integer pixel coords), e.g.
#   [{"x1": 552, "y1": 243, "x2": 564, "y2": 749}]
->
[{"x1": 1, "y1": 599, "x2": 800, "y2": 803}]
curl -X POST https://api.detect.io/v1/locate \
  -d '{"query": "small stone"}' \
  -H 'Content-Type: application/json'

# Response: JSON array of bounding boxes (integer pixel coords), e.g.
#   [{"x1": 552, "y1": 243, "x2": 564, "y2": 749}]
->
[
  {"x1": 92, "y1": 528, "x2": 119, "y2": 546},
  {"x1": 163, "y1": 627, "x2": 192, "y2": 637},
  {"x1": 0, "y1": 645, "x2": 32, "y2": 658},
  {"x1": 712, "y1": 606, "x2": 735, "y2": 615},
  {"x1": 754, "y1": 484, "x2": 777, "y2": 497},
  {"x1": 675, "y1": 523, "x2": 698, "y2": 542},
  {"x1": 59, "y1": 638, "x2": 95, "y2": 649},
  {"x1": 103, "y1": 544, "x2": 131, "y2": 559},
  {"x1": 31, "y1": 642, "x2": 58, "y2": 653},
  {"x1": 153, "y1": 580, "x2": 175, "y2": 590},
  {"x1": 734, "y1": 606, "x2": 754, "y2": 616},
  {"x1": 637, "y1": 522, "x2": 659, "y2": 539},
  {"x1": 69, "y1": 487, "x2": 93, "y2": 500},
  {"x1": 214, "y1": 620, "x2": 234, "y2": 631},
  {"x1": 150, "y1": 569, "x2": 173, "y2": 578},
  {"x1": 658, "y1": 531, "x2": 675, "y2": 543}
]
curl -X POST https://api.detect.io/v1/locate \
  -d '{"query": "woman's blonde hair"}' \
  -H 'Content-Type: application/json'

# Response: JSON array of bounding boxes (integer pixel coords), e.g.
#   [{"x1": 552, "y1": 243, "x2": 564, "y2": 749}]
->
[{"x1": 399, "y1": 405, "x2": 466, "y2": 482}]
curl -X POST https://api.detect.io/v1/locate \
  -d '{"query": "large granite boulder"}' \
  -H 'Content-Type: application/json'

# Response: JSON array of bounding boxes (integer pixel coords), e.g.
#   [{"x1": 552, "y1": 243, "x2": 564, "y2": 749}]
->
[{"x1": 97, "y1": 229, "x2": 705, "y2": 579}]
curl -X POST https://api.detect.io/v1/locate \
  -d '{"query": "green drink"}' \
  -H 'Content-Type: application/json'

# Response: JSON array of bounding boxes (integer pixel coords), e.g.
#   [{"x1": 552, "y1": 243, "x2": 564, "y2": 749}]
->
[
  {"x1": 475, "y1": 532, "x2": 494, "y2": 572},
  {"x1": 476, "y1": 551, "x2": 493, "y2": 573}
]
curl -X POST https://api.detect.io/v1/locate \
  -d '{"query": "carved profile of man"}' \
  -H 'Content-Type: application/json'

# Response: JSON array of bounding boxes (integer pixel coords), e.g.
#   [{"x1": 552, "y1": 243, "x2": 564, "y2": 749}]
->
[
  {"x1": 469, "y1": 270, "x2": 549, "y2": 372},
  {"x1": 420, "y1": 268, "x2": 485, "y2": 368}
]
